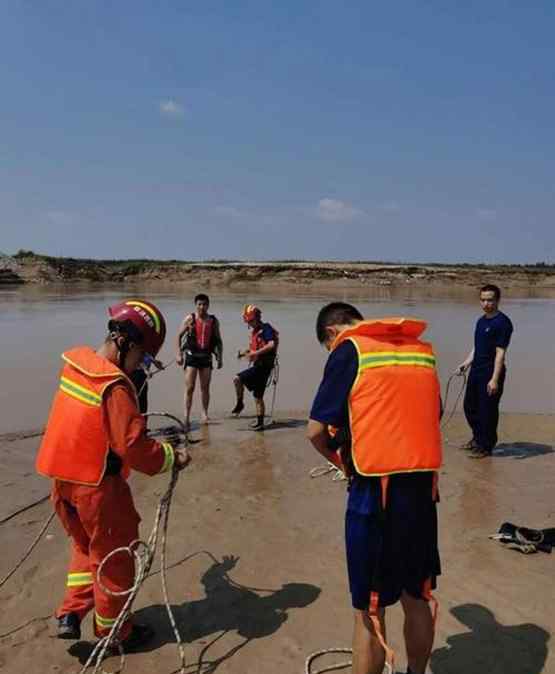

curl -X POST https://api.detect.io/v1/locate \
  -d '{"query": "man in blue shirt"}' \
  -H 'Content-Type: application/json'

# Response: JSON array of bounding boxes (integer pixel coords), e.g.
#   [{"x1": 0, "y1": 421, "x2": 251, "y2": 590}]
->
[
  {"x1": 457, "y1": 284, "x2": 514, "y2": 458},
  {"x1": 308, "y1": 303, "x2": 441, "y2": 674}
]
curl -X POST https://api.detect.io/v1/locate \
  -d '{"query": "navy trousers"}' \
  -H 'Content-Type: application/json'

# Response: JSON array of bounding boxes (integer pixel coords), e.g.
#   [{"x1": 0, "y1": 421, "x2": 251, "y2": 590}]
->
[{"x1": 463, "y1": 368, "x2": 505, "y2": 452}]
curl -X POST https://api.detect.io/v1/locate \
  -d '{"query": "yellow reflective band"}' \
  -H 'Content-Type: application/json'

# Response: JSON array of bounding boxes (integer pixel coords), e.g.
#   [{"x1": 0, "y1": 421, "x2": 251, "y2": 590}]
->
[
  {"x1": 95, "y1": 612, "x2": 117, "y2": 628},
  {"x1": 67, "y1": 572, "x2": 93, "y2": 587},
  {"x1": 359, "y1": 351, "x2": 436, "y2": 372},
  {"x1": 60, "y1": 376, "x2": 102, "y2": 406},
  {"x1": 158, "y1": 442, "x2": 175, "y2": 474},
  {"x1": 126, "y1": 300, "x2": 161, "y2": 333}
]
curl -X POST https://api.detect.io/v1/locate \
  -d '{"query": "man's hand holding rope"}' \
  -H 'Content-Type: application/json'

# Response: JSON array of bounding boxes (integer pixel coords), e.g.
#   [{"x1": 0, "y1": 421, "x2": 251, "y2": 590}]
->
[
  {"x1": 174, "y1": 447, "x2": 191, "y2": 470},
  {"x1": 161, "y1": 428, "x2": 191, "y2": 471}
]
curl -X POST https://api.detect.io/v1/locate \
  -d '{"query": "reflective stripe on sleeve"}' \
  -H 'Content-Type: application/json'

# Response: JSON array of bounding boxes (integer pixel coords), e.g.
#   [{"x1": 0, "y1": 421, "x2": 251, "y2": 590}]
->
[
  {"x1": 158, "y1": 442, "x2": 175, "y2": 474},
  {"x1": 67, "y1": 572, "x2": 94, "y2": 587}
]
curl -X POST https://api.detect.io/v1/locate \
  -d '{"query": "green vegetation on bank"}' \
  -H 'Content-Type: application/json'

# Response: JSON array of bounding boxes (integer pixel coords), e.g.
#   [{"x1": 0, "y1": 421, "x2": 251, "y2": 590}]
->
[
  {"x1": 13, "y1": 250, "x2": 191, "y2": 272},
  {"x1": 11, "y1": 250, "x2": 555, "y2": 272}
]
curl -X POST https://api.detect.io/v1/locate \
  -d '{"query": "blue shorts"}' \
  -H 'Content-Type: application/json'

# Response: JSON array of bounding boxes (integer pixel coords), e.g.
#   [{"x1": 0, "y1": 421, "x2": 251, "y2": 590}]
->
[
  {"x1": 238, "y1": 365, "x2": 273, "y2": 399},
  {"x1": 345, "y1": 472, "x2": 441, "y2": 609}
]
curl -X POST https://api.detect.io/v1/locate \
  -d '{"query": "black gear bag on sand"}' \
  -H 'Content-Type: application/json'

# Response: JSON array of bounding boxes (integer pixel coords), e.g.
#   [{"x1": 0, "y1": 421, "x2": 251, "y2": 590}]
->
[{"x1": 490, "y1": 522, "x2": 555, "y2": 554}]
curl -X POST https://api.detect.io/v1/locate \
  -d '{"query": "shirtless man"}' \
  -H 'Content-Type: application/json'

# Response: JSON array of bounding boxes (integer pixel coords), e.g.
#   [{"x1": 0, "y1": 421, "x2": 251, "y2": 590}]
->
[{"x1": 176, "y1": 294, "x2": 223, "y2": 428}]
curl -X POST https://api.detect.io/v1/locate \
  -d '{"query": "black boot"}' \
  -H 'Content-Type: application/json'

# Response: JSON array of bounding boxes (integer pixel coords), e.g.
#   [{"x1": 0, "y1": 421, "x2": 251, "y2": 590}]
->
[
  {"x1": 57, "y1": 612, "x2": 81, "y2": 640},
  {"x1": 231, "y1": 400, "x2": 244, "y2": 416},
  {"x1": 250, "y1": 416, "x2": 265, "y2": 431}
]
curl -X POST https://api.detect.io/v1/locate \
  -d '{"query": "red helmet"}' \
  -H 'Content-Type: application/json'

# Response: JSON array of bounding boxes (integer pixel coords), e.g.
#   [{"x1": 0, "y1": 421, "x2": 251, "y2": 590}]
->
[
  {"x1": 108, "y1": 299, "x2": 166, "y2": 357},
  {"x1": 242, "y1": 304, "x2": 261, "y2": 323}
]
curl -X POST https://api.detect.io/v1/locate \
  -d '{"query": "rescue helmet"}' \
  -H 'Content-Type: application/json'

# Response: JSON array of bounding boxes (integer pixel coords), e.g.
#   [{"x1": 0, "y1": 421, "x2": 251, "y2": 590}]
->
[
  {"x1": 242, "y1": 304, "x2": 261, "y2": 323},
  {"x1": 108, "y1": 299, "x2": 166, "y2": 357}
]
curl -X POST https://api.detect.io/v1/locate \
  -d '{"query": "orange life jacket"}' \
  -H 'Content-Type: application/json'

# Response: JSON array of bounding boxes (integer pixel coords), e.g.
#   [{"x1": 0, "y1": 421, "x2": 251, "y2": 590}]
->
[
  {"x1": 36, "y1": 346, "x2": 135, "y2": 486},
  {"x1": 331, "y1": 318, "x2": 442, "y2": 477}
]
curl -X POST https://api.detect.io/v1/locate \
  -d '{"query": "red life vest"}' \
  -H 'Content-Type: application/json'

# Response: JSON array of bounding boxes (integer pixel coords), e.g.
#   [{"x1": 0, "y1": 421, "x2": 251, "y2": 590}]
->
[
  {"x1": 195, "y1": 314, "x2": 215, "y2": 351},
  {"x1": 36, "y1": 347, "x2": 134, "y2": 486},
  {"x1": 331, "y1": 318, "x2": 442, "y2": 477},
  {"x1": 183, "y1": 314, "x2": 217, "y2": 354},
  {"x1": 250, "y1": 322, "x2": 278, "y2": 352}
]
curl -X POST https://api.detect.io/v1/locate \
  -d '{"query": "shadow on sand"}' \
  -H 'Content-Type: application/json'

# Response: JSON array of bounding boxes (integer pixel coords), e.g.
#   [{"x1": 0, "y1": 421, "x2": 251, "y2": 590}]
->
[
  {"x1": 235, "y1": 418, "x2": 307, "y2": 432},
  {"x1": 430, "y1": 603, "x2": 549, "y2": 674},
  {"x1": 69, "y1": 553, "x2": 320, "y2": 673},
  {"x1": 493, "y1": 442, "x2": 554, "y2": 459},
  {"x1": 263, "y1": 418, "x2": 307, "y2": 431}
]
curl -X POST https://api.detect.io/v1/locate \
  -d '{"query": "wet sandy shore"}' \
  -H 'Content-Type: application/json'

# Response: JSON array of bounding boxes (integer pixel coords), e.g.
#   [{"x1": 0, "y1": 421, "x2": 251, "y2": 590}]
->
[{"x1": 0, "y1": 411, "x2": 553, "y2": 674}]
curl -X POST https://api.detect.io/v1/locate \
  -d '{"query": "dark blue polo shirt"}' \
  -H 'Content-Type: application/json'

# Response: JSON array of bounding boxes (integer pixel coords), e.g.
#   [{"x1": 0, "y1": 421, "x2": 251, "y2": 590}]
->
[
  {"x1": 310, "y1": 341, "x2": 357, "y2": 428},
  {"x1": 256, "y1": 323, "x2": 277, "y2": 368},
  {"x1": 471, "y1": 311, "x2": 513, "y2": 375}
]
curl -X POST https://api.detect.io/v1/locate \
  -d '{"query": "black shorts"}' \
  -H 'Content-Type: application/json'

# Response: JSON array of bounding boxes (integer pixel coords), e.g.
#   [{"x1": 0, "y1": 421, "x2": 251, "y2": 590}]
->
[
  {"x1": 184, "y1": 352, "x2": 213, "y2": 370},
  {"x1": 237, "y1": 365, "x2": 273, "y2": 399},
  {"x1": 345, "y1": 473, "x2": 441, "y2": 609}
]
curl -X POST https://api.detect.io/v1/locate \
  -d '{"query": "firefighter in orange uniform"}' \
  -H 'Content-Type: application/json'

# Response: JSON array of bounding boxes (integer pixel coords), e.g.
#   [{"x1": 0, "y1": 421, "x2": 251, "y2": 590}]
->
[{"x1": 36, "y1": 299, "x2": 190, "y2": 649}]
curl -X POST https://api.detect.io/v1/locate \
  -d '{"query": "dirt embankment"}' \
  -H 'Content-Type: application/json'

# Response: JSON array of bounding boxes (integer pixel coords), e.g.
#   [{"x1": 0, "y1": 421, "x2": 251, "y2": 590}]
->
[{"x1": 3, "y1": 253, "x2": 555, "y2": 293}]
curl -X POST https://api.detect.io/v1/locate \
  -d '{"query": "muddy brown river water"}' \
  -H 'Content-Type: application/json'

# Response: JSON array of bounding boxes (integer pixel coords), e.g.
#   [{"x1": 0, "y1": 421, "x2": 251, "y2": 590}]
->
[{"x1": 1, "y1": 285, "x2": 554, "y2": 433}]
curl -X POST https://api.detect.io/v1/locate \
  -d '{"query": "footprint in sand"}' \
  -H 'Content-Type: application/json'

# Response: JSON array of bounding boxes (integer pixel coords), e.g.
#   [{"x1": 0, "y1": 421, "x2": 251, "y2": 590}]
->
[{"x1": 22, "y1": 565, "x2": 38, "y2": 583}]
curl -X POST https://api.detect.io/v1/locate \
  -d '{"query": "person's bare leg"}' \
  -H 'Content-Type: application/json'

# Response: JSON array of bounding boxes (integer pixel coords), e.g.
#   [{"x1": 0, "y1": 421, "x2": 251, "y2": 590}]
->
[
  {"x1": 184, "y1": 367, "x2": 197, "y2": 429},
  {"x1": 232, "y1": 377, "x2": 245, "y2": 414},
  {"x1": 400, "y1": 592, "x2": 434, "y2": 674},
  {"x1": 352, "y1": 608, "x2": 386, "y2": 674},
  {"x1": 255, "y1": 397, "x2": 265, "y2": 419},
  {"x1": 198, "y1": 367, "x2": 212, "y2": 423}
]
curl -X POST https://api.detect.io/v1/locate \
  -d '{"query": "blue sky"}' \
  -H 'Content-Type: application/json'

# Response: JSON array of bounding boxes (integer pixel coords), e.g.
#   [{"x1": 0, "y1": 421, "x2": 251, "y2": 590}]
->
[{"x1": 1, "y1": 1, "x2": 554, "y2": 263}]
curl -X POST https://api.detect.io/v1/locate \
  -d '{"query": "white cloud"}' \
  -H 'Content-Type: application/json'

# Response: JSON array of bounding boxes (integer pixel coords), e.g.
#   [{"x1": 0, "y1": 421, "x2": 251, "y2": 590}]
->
[
  {"x1": 316, "y1": 198, "x2": 363, "y2": 223},
  {"x1": 159, "y1": 99, "x2": 185, "y2": 118}
]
